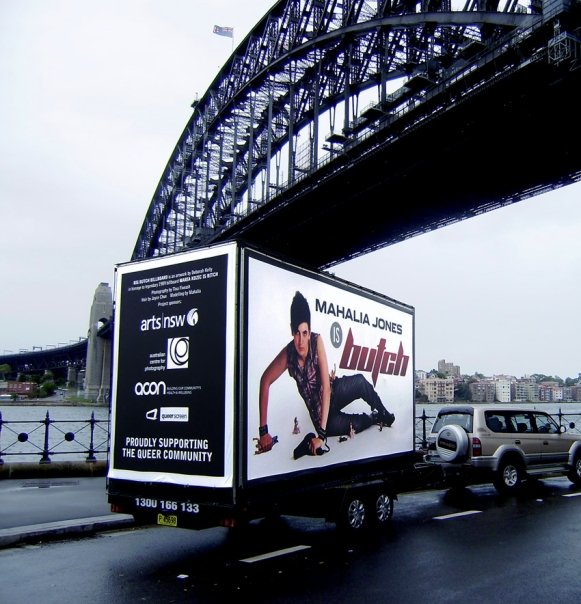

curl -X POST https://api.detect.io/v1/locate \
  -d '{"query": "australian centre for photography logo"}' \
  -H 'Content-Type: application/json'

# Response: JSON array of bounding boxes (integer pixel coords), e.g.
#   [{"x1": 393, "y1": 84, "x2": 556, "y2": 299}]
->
[{"x1": 167, "y1": 336, "x2": 189, "y2": 369}]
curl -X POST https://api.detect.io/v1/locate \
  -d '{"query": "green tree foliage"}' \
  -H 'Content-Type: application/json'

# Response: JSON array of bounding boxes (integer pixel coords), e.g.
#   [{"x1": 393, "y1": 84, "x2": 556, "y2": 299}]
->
[
  {"x1": 454, "y1": 382, "x2": 472, "y2": 401},
  {"x1": 39, "y1": 380, "x2": 56, "y2": 398}
]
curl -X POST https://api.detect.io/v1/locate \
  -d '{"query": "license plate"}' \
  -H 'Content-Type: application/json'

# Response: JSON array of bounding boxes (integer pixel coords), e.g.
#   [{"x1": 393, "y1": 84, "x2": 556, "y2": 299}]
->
[{"x1": 157, "y1": 513, "x2": 178, "y2": 527}]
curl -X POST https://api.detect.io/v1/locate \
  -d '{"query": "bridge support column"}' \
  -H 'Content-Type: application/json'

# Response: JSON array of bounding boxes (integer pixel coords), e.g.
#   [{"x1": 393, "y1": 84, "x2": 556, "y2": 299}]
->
[{"x1": 84, "y1": 282, "x2": 112, "y2": 403}]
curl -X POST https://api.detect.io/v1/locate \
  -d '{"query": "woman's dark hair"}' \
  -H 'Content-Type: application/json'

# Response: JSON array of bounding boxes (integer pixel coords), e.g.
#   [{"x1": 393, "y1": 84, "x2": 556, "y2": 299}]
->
[{"x1": 290, "y1": 291, "x2": 310, "y2": 332}]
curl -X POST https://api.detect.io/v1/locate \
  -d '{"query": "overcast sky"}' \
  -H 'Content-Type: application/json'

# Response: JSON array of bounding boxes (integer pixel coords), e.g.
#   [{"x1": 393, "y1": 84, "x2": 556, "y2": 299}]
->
[{"x1": 1, "y1": 1, "x2": 579, "y2": 380}]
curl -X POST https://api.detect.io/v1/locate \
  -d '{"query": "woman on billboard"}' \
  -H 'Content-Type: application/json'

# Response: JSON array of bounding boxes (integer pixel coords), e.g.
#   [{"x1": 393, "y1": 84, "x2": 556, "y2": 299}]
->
[{"x1": 256, "y1": 291, "x2": 395, "y2": 458}]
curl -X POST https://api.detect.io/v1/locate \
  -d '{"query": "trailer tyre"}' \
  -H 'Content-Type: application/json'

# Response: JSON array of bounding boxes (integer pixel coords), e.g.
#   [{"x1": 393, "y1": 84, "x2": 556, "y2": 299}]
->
[
  {"x1": 370, "y1": 491, "x2": 394, "y2": 527},
  {"x1": 338, "y1": 494, "x2": 368, "y2": 533}
]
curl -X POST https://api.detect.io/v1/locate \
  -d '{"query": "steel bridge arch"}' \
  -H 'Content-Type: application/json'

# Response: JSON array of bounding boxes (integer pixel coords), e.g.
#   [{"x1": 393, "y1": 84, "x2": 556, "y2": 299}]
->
[{"x1": 132, "y1": 0, "x2": 552, "y2": 263}]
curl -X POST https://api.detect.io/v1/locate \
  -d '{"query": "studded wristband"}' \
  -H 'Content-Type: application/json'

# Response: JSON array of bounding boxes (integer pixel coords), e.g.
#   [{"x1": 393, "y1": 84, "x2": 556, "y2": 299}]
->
[{"x1": 259, "y1": 424, "x2": 268, "y2": 437}]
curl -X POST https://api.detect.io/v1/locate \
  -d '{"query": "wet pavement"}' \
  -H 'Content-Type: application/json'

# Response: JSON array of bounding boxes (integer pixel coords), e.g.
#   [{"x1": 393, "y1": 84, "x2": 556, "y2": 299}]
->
[{"x1": 0, "y1": 474, "x2": 133, "y2": 548}]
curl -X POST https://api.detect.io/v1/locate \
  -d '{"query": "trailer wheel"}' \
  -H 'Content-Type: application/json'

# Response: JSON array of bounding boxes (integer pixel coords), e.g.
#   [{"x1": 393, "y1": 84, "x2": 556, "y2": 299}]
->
[
  {"x1": 370, "y1": 492, "x2": 394, "y2": 527},
  {"x1": 338, "y1": 494, "x2": 367, "y2": 533}
]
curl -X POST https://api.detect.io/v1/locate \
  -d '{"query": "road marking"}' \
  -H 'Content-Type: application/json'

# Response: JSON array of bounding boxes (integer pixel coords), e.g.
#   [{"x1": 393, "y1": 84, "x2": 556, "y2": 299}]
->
[
  {"x1": 562, "y1": 492, "x2": 581, "y2": 498},
  {"x1": 240, "y1": 544, "x2": 311, "y2": 563},
  {"x1": 433, "y1": 510, "x2": 482, "y2": 520}
]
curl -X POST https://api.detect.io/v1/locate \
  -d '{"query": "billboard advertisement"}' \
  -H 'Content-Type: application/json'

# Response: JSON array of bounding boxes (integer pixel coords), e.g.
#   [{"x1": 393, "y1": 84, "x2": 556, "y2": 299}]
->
[
  {"x1": 108, "y1": 243, "x2": 236, "y2": 487},
  {"x1": 245, "y1": 251, "x2": 415, "y2": 482}
]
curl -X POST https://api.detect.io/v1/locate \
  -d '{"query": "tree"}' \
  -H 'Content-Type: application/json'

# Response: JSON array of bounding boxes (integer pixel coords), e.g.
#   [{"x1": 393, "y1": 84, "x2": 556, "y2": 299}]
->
[
  {"x1": 39, "y1": 380, "x2": 56, "y2": 398},
  {"x1": 430, "y1": 370, "x2": 447, "y2": 379},
  {"x1": 454, "y1": 381, "x2": 472, "y2": 401}
]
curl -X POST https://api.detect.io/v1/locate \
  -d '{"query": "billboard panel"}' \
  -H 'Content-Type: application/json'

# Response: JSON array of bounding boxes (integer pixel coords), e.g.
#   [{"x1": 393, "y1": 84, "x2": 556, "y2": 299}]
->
[
  {"x1": 108, "y1": 243, "x2": 236, "y2": 487},
  {"x1": 245, "y1": 251, "x2": 414, "y2": 481}
]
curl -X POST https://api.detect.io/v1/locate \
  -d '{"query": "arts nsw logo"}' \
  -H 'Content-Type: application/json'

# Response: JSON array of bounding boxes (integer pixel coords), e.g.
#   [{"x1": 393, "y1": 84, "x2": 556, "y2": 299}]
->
[{"x1": 140, "y1": 307, "x2": 199, "y2": 332}]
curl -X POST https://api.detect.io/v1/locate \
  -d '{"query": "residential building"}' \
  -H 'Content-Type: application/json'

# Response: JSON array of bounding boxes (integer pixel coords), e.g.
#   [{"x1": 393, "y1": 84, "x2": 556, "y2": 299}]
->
[
  {"x1": 495, "y1": 379, "x2": 512, "y2": 403},
  {"x1": 438, "y1": 359, "x2": 460, "y2": 378},
  {"x1": 421, "y1": 377, "x2": 455, "y2": 403},
  {"x1": 470, "y1": 380, "x2": 496, "y2": 403},
  {"x1": 513, "y1": 378, "x2": 539, "y2": 402}
]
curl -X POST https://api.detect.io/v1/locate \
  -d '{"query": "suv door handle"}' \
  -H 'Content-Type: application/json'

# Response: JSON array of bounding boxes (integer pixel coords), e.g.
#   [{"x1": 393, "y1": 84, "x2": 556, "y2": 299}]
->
[{"x1": 514, "y1": 440, "x2": 521, "y2": 445}]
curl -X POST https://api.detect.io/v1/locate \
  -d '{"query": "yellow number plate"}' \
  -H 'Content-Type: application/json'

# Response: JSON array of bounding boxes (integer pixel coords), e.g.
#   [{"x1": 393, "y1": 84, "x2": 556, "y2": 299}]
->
[{"x1": 157, "y1": 513, "x2": 178, "y2": 527}]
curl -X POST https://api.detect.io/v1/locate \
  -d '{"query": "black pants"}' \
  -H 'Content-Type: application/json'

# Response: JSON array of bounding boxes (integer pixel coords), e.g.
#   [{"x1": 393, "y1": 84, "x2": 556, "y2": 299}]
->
[{"x1": 326, "y1": 374, "x2": 388, "y2": 436}]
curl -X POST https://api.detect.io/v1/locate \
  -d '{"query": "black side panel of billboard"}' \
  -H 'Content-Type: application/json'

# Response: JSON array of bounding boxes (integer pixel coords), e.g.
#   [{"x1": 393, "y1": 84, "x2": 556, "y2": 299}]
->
[{"x1": 109, "y1": 243, "x2": 237, "y2": 488}]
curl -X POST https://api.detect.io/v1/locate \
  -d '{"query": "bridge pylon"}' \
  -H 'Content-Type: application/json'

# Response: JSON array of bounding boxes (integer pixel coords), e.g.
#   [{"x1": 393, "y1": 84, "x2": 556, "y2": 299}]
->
[{"x1": 84, "y1": 282, "x2": 113, "y2": 403}]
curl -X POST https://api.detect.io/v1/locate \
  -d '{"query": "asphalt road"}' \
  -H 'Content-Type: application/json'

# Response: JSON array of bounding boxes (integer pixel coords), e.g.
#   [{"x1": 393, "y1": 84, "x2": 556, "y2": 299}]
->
[
  {"x1": 0, "y1": 475, "x2": 133, "y2": 548},
  {"x1": 1, "y1": 476, "x2": 581, "y2": 602}
]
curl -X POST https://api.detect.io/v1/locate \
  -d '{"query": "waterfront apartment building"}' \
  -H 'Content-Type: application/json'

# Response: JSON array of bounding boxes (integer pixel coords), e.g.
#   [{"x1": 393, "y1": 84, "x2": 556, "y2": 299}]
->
[
  {"x1": 538, "y1": 383, "x2": 564, "y2": 402},
  {"x1": 469, "y1": 380, "x2": 496, "y2": 402},
  {"x1": 421, "y1": 377, "x2": 455, "y2": 403},
  {"x1": 495, "y1": 379, "x2": 512, "y2": 403},
  {"x1": 512, "y1": 379, "x2": 540, "y2": 402}
]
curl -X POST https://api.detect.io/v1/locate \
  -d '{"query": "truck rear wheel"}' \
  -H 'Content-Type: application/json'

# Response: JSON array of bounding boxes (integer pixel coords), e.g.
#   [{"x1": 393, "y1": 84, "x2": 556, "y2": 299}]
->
[
  {"x1": 338, "y1": 494, "x2": 367, "y2": 533},
  {"x1": 370, "y1": 492, "x2": 394, "y2": 527}
]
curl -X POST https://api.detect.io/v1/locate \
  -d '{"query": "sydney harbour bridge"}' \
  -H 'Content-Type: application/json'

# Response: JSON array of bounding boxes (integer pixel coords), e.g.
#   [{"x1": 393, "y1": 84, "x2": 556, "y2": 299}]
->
[{"x1": 3, "y1": 0, "x2": 581, "y2": 386}]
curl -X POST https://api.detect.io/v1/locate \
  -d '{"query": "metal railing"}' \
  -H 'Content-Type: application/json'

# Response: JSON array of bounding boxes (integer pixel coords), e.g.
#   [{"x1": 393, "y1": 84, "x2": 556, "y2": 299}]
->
[
  {"x1": 0, "y1": 410, "x2": 109, "y2": 465},
  {"x1": 2, "y1": 407, "x2": 580, "y2": 464}
]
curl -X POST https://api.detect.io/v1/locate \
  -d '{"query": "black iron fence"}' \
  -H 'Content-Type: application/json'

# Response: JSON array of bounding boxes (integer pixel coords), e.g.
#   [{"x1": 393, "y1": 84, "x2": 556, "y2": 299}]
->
[
  {"x1": 1, "y1": 407, "x2": 581, "y2": 464},
  {"x1": 0, "y1": 410, "x2": 109, "y2": 465}
]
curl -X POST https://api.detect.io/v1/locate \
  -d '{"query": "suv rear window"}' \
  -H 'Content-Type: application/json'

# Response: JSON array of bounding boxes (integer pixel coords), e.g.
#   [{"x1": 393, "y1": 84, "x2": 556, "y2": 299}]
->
[{"x1": 432, "y1": 412, "x2": 473, "y2": 433}]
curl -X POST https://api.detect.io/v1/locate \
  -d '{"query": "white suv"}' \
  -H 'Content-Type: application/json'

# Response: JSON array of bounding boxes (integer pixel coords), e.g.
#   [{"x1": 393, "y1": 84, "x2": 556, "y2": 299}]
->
[{"x1": 424, "y1": 405, "x2": 581, "y2": 494}]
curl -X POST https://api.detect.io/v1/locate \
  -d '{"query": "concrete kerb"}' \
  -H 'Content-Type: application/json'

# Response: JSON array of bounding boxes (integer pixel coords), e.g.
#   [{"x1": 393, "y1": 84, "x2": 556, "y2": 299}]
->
[
  {"x1": 0, "y1": 460, "x2": 136, "y2": 549},
  {"x1": 0, "y1": 514, "x2": 135, "y2": 549},
  {"x1": 0, "y1": 459, "x2": 108, "y2": 479}
]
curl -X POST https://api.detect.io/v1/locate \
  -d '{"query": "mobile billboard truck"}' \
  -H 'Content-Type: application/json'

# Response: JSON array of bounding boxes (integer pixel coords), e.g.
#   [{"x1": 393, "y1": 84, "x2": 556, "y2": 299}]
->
[{"x1": 107, "y1": 241, "x2": 428, "y2": 532}]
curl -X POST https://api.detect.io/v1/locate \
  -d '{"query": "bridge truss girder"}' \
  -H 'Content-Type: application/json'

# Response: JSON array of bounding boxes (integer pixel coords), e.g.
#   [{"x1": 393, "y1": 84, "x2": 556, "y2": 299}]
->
[{"x1": 132, "y1": 0, "x2": 580, "y2": 268}]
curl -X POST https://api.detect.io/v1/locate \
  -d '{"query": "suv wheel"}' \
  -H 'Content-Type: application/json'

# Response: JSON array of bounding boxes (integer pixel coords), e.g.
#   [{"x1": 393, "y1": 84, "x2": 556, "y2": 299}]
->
[
  {"x1": 493, "y1": 458, "x2": 523, "y2": 494},
  {"x1": 567, "y1": 453, "x2": 581, "y2": 486}
]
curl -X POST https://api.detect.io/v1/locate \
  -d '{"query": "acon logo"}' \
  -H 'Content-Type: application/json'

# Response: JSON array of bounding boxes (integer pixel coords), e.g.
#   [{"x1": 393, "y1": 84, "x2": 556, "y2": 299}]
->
[{"x1": 134, "y1": 381, "x2": 167, "y2": 396}]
